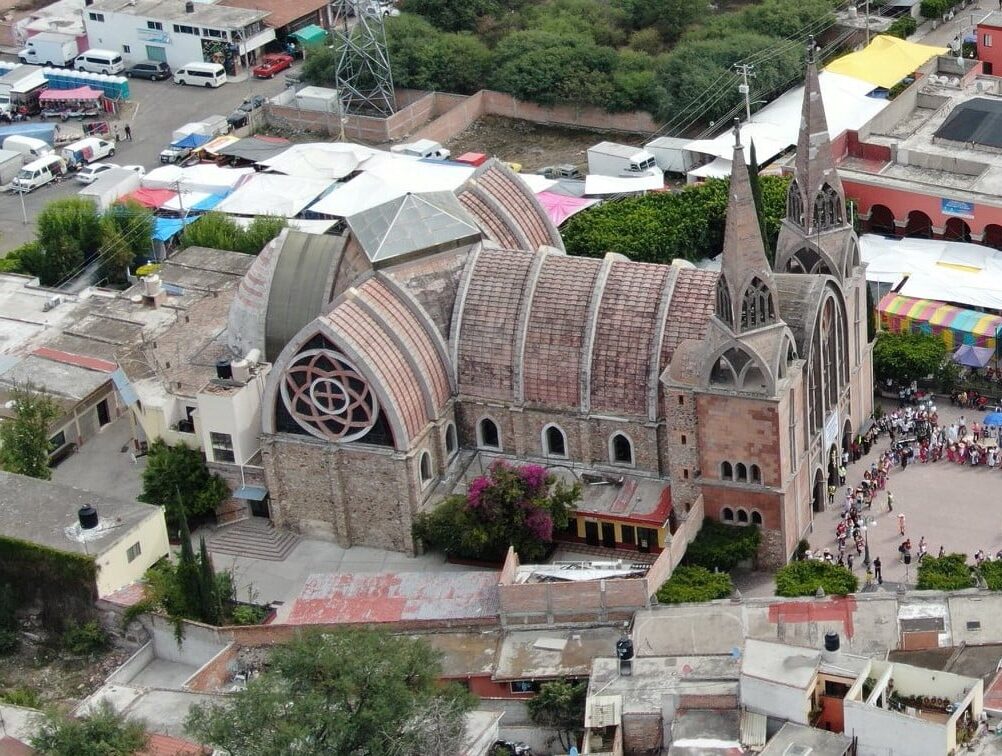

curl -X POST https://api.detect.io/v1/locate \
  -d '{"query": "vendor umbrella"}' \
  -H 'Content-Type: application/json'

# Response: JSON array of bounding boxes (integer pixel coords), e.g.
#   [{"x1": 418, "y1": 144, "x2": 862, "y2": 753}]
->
[
  {"x1": 984, "y1": 412, "x2": 1002, "y2": 426},
  {"x1": 953, "y1": 344, "x2": 995, "y2": 368}
]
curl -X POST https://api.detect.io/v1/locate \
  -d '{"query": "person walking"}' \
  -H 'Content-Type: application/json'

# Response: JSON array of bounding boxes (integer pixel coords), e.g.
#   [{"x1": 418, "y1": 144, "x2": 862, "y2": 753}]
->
[
  {"x1": 847, "y1": 553, "x2": 854, "y2": 571},
  {"x1": 873, "y1": 556, "x2": 883, "y2": 584},
  {"x1": 938, "y1": 545, "x2": 945, "y2": 558},
  {"x1": 898, "y1": 512, "x2": 906, "y2": 536},
  {"x1": 887, "y1": 491, "x2": 894, "y2": 512},
  {"x1": 124, "y1": 123, "x2": 132, "y2": 141}
]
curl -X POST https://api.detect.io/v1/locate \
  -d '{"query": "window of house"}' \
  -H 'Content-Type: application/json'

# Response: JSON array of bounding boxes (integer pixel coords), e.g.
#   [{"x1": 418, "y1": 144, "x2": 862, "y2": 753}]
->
[
  {"x1": 543, "y1": 425, "x2": 567, "y2": 457},
  {"x1": 680, "y1": 434, "x2": 686, "y2": 445},
  {"x1": 720, "y1": 461, "x2": 733, "y2": 480},
  {"x1": 477, "y1": 418, "x2": 500, "y2": 450},
  {"x1": 611, "y1": 433, "x2": 633, "y2": 465},
  {"x1": 445, "y1": 423, "x2": 457, "y2": 456},
  {"x1": 48, "y1": 431, "x2": 66, "y2": 451},
  {"x1": 510, "y1": 680, "x2": 540, "y2": 694},
  {"x1": 126, "y1": 542, "x2": 142, "y2": 562},
  {"x1": 146, "y1": 20, "x2": 163, "y2": 30},
  {"x1": 735, "y1": 463, "x2": 747, "y2": 482},
  {"x1": 985, "y1": 34, "x2": 993, "y2": 47},
  {"x1": 419, "y1": 451, "x2": 432, "y2": 485},
  {"x1": 122, "y1": 44, "x2": 130, "y2": 53},
  {"x1": 173, "y1": 24, "x2": 200, "y2": 35},
  {"x1": 203, "y1": 28, "x2": 226, "y2": 38},
  {"x1": 750, "y1": 464, "x2": 761, "y2": 484},
  {"x1": 751, "y1": 511, "x2": 763, "y2": 525},
  {"x1": 737, "y1": 509, "x2": 749, "y2": 524},
  {"x1": 88, "y1": 12, "x2": 105, "y2": 21},
  {"x1": 621, "y1": 525, "x2": 636, "y2": 545},
  {"x1": 677, "y1": 395, "x2": 684, "y2": 405},
  {"x1": 722, "y1": 507, "x2": 734, "y2": 522},
  {"x1": 683, "y1": 468, "x2": 689, "y2": 479},
  {"x1": 210, "y1": 432, "x2": 235, "y2": 463}
]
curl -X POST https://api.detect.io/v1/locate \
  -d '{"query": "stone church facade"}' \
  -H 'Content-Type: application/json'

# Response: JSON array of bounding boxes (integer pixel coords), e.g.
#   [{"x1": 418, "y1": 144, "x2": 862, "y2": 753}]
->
[{"x1": 228, "y1": 43, "x2": 872, "y2": 566}]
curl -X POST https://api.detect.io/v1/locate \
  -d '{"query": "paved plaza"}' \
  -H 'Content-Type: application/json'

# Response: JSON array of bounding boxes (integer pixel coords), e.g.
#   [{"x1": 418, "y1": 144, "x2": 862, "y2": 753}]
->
[{"x1": 812, "y1": 399, "x2": 1002, "y2": 589}]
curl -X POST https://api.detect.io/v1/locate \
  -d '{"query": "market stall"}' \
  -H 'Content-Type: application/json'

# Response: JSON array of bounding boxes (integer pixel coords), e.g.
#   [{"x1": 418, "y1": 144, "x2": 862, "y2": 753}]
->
[
  {"x1": 878, "y1": 292, "x2": 1002, "y2": 350},
  {"x1": 39, "y1": 86, "x2": 103, "y2": 120}
]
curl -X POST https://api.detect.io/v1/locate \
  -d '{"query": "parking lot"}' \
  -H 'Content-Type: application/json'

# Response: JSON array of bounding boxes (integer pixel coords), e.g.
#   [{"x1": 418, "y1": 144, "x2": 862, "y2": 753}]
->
[{"x1": 0, "y1": 64, "x2": 298, "y2": 255}]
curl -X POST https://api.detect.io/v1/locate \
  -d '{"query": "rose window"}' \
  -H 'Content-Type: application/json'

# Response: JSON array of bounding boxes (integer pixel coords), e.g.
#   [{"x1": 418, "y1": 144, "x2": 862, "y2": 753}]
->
[{"x1": 280, "y1": 348, "x2": 379, "y2": 442}]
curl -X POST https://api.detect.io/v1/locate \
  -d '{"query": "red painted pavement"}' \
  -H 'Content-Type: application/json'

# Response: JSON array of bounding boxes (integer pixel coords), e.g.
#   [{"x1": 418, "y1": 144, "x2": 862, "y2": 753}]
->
[
  {"x1": 767, "y1": 596, "x2": 858, "y2": 638},
  {"x1": 32, "y1": 346, "x2": 117, "y2": 373}
]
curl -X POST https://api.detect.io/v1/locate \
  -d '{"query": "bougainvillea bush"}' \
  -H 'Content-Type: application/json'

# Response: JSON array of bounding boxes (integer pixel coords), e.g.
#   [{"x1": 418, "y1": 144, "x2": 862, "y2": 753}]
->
[{"x1": 413, "y1": 461, "x2": 580, "y2": 562}]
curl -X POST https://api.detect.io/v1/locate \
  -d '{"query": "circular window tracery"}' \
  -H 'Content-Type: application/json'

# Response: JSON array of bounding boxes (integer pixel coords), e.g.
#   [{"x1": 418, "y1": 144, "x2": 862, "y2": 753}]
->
[{"x1": 280, "y1": 348, "x2": 379, "y2": 442}]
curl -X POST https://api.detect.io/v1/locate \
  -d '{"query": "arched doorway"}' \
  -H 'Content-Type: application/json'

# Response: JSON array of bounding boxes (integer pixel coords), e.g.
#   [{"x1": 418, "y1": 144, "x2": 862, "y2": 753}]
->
[
  {"x1": 944, "y1": 217, "x2": 972, "y2": 242},
  {"x1": 842, "y1": 418, "x2": 853, "y2": 455},
  {"x1": 813, "y1": 468, "x2": 826, "y2": 512},
  {"x1": 868, "y1": 204, "x2": 895, "y2": 235},
  {"x1": 904, "y1": 210, "x2": 933, "y2": 238},
  {"x1": 984, "y1": 224, "x2": 1002, "y2": 250},
  {"x1": 827, "y1": 444, "x2": 840, "y2": 488}
]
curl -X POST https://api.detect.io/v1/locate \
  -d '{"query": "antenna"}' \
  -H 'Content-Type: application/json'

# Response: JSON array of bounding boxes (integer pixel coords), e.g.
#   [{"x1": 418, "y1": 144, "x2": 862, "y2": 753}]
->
[{"x1": 330, "y1": 0, "x2": 397, "y2": 117}]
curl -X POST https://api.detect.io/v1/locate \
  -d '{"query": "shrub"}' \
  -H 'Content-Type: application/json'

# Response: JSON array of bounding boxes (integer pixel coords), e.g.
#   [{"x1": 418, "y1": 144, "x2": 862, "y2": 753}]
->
[
  {"x1": 0, "y1": 630, "x2": 18, "y2": 656},
  {"x1": 919, "y1": 0, "x2": 947, "y2": 18},
  {"x1": 62, "y1": 620, "x2": 109, "y2": 655},
  {"x1": 656, "y1": 566, "x2": 733, "y2": 604},
  {"x1": 775, "y1": 560, "x2": 858, "y2": 597},
  {"x1": 979, "y1": 560, "x2": 1002, "y2": 590},
  {"x1": 230, "y1": 604, "x2": 267, "y2": 626},
  {"x1": 684, "y1": 518, "x2": 761, "y2": 571},
  {"x1": 917, "y1": 553, "x2": 973, "y2": 591},
  {"x1": 0, "y1": 685, "x2": 40, "y2": 707},
  {"x1": 886, "y1": 15, "x2": 917, "y2": 39}
]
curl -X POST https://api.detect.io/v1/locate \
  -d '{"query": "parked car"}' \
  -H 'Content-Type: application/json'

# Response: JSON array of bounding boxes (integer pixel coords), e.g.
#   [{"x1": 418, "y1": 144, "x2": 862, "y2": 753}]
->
[
  {"x1": 125, "y1": 60, "x2": 171, "y2": 81},
  {"x1": 120, "y1": 164, "x2": 146, "y2": 176},
  {"x1": 252, "y1": 53, "x2": 293, "y2": 79},
  {"x1": 75, "y1": 162, "x2": 115, "y2": 184},
  {"x1": 227, "y1": 95, "x2": 267, "y2": 127}
]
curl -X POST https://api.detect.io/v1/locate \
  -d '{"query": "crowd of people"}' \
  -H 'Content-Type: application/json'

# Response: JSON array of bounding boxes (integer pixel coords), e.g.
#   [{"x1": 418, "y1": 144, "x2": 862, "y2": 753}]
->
[{"x1": 812, "y1": 398, "x2": 1002, "y2": 586}]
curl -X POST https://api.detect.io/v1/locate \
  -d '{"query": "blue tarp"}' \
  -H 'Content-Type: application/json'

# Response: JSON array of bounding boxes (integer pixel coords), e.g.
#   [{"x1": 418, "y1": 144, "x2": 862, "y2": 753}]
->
[
  {"x1": 0, "y1": 122, "x2": 57, "y2": 144},
  {"x1": 151, "y1": 216, "x2": 195, "y2": 241},
  {"x1": 171, "y1": 133, "x2": 210, "y2": 149},
  {"x1": 191, "y1": 193, "x2": 226, "y2": 212}
]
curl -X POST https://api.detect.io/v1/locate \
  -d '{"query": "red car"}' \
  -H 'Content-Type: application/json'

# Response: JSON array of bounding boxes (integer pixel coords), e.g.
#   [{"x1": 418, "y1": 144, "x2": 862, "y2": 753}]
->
[{"x1": 253, "y1": 53, "x2": 294, "y2": 79}]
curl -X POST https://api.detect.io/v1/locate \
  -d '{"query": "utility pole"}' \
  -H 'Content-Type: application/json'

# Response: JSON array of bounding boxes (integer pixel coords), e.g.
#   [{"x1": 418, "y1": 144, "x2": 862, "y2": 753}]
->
[
  {"x1": 865, "y1": 0, "x2": 871, "y2": 46},
  {"x1": 734, "y1": 63, "x2": 755, "y2": 122}
]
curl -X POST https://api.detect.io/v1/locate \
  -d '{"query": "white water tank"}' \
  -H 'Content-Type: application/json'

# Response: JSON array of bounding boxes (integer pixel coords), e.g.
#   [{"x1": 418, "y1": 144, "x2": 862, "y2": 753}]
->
[
  {"x1": 230, "y1": 358, "x2": 251, "y2": 383},
  {"x1": 142, "y1": 274, "x2": 161, "y2": 297}
]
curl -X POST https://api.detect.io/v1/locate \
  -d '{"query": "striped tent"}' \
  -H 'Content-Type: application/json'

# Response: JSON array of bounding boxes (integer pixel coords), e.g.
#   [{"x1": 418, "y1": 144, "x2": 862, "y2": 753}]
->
[{"x1": 878, "y1": 292, "x2": 1002, "y2": 350}]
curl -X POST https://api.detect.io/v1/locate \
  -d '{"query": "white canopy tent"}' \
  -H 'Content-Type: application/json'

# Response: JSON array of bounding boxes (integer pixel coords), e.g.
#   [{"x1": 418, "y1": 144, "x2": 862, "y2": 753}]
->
[
  {"x1": 214, "y1": 173, "x2": 336, "y2": 218},
  {"x1": 683, "y1": 71, "x2": 889, "y2": 178},
  {"x1": 142, "y1": 165, "x2": 254, "y2": 195},
  {"x1": 231, "y1": 217, "x2": 338, "y2": 235},
  {"x1": 860, "y1": 233, "x2": 1002, "y2": 311},
  {"x1": 258, "y1": 142, "x2": 376, "y2": 180},
  {"x1": 584, "y1": 173, "x2": 664, "y2": 195}
]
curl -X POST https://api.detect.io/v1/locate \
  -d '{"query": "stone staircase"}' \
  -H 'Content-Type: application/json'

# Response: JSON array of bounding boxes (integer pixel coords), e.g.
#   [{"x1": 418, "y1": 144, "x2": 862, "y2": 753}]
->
[{"x1": 208, "y1": 518, "x2": 300, "y2": 561}]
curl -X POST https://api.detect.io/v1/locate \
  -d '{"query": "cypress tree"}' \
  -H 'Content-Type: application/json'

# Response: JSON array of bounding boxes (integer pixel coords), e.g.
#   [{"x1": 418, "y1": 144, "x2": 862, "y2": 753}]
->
[
  {"x1": 197, "y1": 537, "x2": 221, "y2": 625},
  {"x1": 175, "y1": 513, "x2": 202, "y2": 619}
]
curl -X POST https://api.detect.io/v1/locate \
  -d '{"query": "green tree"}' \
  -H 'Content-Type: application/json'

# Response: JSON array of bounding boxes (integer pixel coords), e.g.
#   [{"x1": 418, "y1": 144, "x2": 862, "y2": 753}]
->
[
  {"x1": 656, "y1": 565, "x2": 733, "y2": 604},
  {"x1": 872, "y1": 331, "x2": 947, "y2": 385},
  {"x1": 181, "y1": 212, "x2": 242, "y2": 252},
  {"x1": 413, "y1": 461, "x2": 580, "y2": 562},
  {"x1": 866, "y1": 283, "x2": 877, "y2": 342},
  {"x1": 616, "y1": 0, "x2": 706, "y2": 43},
  {"x1": 99, "y1": 200, "x2": 155, "y2": 283},
  {"x1": 186, "y1": 628, "x2": 475, "y2": 754},
  {"x1": 175, "y1": 514, "x2": 202, "y2": 617},
  {"x1": 684, "y1": 518, "x2": 761, "y2": 571},
  {"x1": 917, "y1": 553, "x2": 973, "y2": 591},
  {"x1": 402, "y1": 0, "x2": 502, "y2": 32},
  {"x1": 139, "y1": 440, "x2": 229, "y2": 531},
  {"x1": 0, "y1": 382, "x2": 60, "y2": 480},
  {"x1": 236, "y1": 215, "x2": 287, "y2": 255},
  {"x1": 31, "y1": 700, "x2": 148, "y2": 756},
  {"x1": 527, "y1": 680, "x2": 587, "y2": 752},
  {"x1": 775, "y1": 560, "x2": 858, "y2": 597},
  {"x1": 32, "y1": 197, "x2": 103, "y2": 286},
  {"x1": 300, "y1": 44, "x2": 337, "y2": 87},
  {"x1": 197, "y1": 536, "x2": 222, "y2": 625}
]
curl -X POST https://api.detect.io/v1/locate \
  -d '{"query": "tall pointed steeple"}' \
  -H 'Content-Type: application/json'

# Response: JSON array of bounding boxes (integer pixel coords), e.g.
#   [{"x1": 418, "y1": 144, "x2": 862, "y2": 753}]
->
[
  {"x1": 714, "y1": 120, "x2": 779, "y2": 334},
  {"x1": 791, "y1": 35, "x2": 846, "y2": 235}
]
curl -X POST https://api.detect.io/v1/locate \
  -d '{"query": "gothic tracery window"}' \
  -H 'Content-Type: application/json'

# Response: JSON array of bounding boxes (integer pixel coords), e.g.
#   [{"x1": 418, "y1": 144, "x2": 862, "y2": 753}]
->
[
  {"x1": 715, "y1": 275, "x2": 733, "y2": 327},
  {"x1": 812, "y1": 183, "x2": 843, "y2": 231},
  {"x1": 787, "y1": 179, "x2": 805, "y2": 226},
  {"x1": 740, "y1": 277, "x2": 775, "y2": 330}
]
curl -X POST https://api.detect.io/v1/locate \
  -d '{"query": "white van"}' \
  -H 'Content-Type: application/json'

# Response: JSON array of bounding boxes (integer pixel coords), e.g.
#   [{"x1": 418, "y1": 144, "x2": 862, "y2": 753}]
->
[
  {"x1": 12, "y1": 154, "x2": 66, "y2": 192},
  {"x1": 2, "y1": 135, "x2": 52, "y2": 160},
  {"x1": 61, "y1": 137, "x2": 115, "y2": 166},
  {"x1": 173, "y1": 62, "x2": 227, "y2": 88},
  {"x1": 75, "y1": 49, "x2": 125, "y2": 75}
]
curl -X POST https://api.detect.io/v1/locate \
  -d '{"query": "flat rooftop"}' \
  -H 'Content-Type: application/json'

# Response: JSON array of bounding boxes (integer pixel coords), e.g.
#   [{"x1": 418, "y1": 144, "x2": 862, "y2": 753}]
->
[
  {"x1": 759, "y1": 722, "x2": 853, "y2": 756},
  {"x1": 0, "y1": 470, "x2": 160, "y2": 557},
  {"x1": 408, "y1": 630, "x2": 500, "y2": 678},
  {"x1": 285, "y1": 570, "x2": 501, "y2": 625},
  {"x1": 88, "y1": 0, "x2": 268, "y2": 27},
  {"x1": 494, "y1": 627, "x2": 624, "y2": 681},
  {"x1": 588, "y1": 655, "x2": 740, "y2": 715}
]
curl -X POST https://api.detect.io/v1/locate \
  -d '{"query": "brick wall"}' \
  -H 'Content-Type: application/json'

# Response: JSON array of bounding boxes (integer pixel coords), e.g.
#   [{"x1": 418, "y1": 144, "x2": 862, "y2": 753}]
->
[
  {"x1": 677, "y1": 693, "x2": 738, "y2": 710},
  {"x1": 185, "y1": 643, "x2": 238, "y2": 692},
  {"x1": 498, "y1": 573, "x2": 650, "y2": 627},
  {"x1": 622, "y1": 712, "x2": 663, "y2": 755},
  {"x1": 481, "y1": 91, "x2": 659, "y2": 134}
]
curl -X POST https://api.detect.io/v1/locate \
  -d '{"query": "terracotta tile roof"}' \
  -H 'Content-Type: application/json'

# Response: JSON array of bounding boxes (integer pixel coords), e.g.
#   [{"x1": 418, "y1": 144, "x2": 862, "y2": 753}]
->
[
  {"x1": 0, "y1": 736, "x2": 34, "y2": 756},
  {"x1": 32, "y1": 346, "x2": 117, "y2": 373},
  {"x1": 523, "y1": 255, "x2": 601, "y2": 408},
  {"x1": 661, "y1": 268, "x2": 718, "y2": 365},
  {"x1": 458, "y1": 188, "x2": 523, "y2": 249},
  {"x1": 455, "y1": 247, "x2": 536, "y2": 400},
  {"x1": 589, "y1": 261, "x2": 670, "y2": 415},
  {"x1": 141, "y1": 733, "x2": 209, "y2": 756},
  {"x1": 217, "y1": 0, "x2": 325, "y2": 28}
]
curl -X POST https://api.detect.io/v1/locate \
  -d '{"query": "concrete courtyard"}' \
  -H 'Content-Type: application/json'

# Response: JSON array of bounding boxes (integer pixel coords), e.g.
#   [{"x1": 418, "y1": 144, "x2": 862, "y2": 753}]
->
[{"x1": 812, "y1": 399, "x2": 1002, "y2": 588}]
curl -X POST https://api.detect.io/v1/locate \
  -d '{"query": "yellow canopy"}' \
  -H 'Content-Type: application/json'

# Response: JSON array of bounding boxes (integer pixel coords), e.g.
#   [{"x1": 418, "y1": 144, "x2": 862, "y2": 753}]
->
[{"x1": 825, "y1": 35, "x2": 948, "y2": 89}]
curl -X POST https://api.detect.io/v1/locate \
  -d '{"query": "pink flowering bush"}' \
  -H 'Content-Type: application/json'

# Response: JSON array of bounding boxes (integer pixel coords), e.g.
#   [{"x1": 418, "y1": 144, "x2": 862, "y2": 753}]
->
[{"x1": 414, "y1": 461, "x2": 580, "y2": 562}]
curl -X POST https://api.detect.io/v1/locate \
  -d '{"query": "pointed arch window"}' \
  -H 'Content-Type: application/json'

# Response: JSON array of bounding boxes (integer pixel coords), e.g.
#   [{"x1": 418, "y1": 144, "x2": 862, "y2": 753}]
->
[
  {"x1": 543, "y1": 424, "x2": 567, "y2": 458},
  {"x1": 812, "y1": 183, "x2": 843, "y2": 231},
  {"x1": 740, "y1": 277, "x2": 776, "y2": 330},
  {"x1": 715, "y1": 275, "x2": 733, "y2": 327},
  {"x1": 787, "y1": 179, "x2": 805, "y2": 226}
]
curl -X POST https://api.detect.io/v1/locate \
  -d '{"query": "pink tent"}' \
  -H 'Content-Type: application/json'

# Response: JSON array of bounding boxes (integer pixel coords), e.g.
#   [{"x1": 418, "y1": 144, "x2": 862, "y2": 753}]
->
[
  {"x1": 536, "y1": 191, "x2": 598, "y2": 226},
  {"x1": 121, "y1": 188, "x2": 177, "y2": 208},
  {"x1": 39, "y1": 86, "x2": 103, "y2": 102}
]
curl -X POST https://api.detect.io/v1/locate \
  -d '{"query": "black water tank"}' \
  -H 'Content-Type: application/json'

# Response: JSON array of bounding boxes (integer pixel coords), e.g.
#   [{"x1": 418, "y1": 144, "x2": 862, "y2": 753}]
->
[
  {"x1": 185, "y1": 0, "x2": 195, "y2": 11},
  {"x1": 216, "y1": 359, "x2": 233, "y2": 380},
  {"x1": 78, "y1": 505, "x2": 98, "y2": 530},
  {"x1": 616, "y1": 638, "x2": 634, "y2": 661},
  {"x1": 824, "y1": 631, "x2": 840, "y2": 653}
]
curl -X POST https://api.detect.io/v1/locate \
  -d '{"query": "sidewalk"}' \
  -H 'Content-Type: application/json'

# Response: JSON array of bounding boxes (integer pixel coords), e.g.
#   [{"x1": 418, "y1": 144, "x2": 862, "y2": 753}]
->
[{"x1": 909, "y1": 2, "x2": 987, "y2": 49}]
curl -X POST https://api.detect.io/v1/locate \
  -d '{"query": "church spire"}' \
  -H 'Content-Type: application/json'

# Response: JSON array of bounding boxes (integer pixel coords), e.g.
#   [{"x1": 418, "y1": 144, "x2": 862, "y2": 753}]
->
[
  {"x1": 714, "y1": 120, "x2": 778, "y2": 334},
  {"x1": 792, "y1": 35, "x2": 846, "y2": 235}
]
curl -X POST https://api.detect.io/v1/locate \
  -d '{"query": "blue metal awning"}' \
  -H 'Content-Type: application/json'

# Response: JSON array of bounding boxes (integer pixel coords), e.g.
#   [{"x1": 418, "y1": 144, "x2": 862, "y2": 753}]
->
[{"x1": 234, "y1": 485, "x2": 268, "y2": 501}]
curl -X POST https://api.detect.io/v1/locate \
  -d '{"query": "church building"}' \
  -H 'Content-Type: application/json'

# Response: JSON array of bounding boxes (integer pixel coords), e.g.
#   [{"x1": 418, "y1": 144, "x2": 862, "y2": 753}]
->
[{"x1": 225, "y1": 41, "x2": 872, "y2": 567}]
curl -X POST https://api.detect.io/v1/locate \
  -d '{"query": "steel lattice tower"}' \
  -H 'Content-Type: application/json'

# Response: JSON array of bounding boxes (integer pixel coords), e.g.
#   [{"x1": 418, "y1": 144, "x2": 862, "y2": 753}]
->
[{"x1": 330, "y1": 0, "x2": 397, "y2": 117}]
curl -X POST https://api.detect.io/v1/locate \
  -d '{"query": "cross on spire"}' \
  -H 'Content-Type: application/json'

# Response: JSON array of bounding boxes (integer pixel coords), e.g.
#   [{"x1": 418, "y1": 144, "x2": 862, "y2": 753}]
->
[{"x1": 732, "y1": 117, "x2": 742, "y2": 148}]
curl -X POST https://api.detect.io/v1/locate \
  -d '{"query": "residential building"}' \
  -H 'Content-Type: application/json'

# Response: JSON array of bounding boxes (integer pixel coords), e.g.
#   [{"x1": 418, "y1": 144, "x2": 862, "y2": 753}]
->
[
  {"x1": 82, "y1": 0, "x2": 274, "y2": 73},
  {"x1": 0, "y1": 470, "x2": 169, "y2": 598},
  {"x1": 217, "y1": 0, "x2": 333, "y2": 42}
]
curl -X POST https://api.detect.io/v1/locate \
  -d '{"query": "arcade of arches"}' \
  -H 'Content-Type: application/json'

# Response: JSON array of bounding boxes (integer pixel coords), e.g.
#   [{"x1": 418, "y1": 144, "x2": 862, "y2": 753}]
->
[{"x1": 863, "y1": 203, "x2": 1002, "y2": 249}]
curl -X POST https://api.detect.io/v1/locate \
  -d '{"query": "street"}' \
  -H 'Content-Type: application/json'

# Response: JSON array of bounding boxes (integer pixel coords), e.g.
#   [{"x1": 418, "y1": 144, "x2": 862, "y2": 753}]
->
[{"x1": 0, "y1": 63, "x2": 297, "y2": 255}]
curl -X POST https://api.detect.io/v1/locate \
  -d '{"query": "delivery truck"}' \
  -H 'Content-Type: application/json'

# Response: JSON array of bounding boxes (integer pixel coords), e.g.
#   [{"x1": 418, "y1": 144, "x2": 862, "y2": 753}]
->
[
  {"x1": 0, "y1": 65, "x2": 48, "y2": 116},
  {"x1": 17, "y1": 32, "x2": 79, "y2": 67},
  {"x1": 586, "y1": 141, "x2": 660, "y2": 178},
  {"x1": 78, "y1": 167, "x2": 141, "y2": 210}
]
